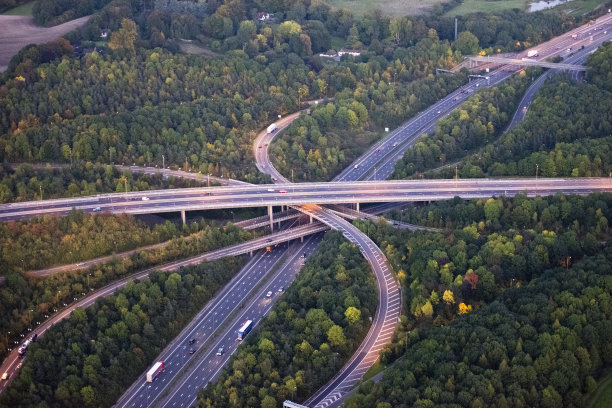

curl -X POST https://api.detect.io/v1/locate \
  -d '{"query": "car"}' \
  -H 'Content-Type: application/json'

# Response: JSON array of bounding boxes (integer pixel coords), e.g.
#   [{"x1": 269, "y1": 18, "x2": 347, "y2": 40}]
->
[
  {"x1": 437, "y1": 110, "x2": 441, "y2": 114},
  {"x1": 258, "y1": 145, "x2": 263, "y2": 148},
  {"x1": 453, "y1": 97, "x2": 457, "y2": 101},
  {"x1": 188, "y1": 339, "x2": 196, "y2": 345},
  {"x1": 189, "y1": 349, "x2": 196, "y2": 354},
  {"x1": 16, "y1": 363, "x2": 21, "y2": 369},
  {"x1": 266, "y1": 291, "x2": 273, "y2": 298},
  {"x1": 272, "y1": 177, "x2": 277, "y2": 181},
  {"x1": 279, "y1": 190, "x2": 287, "y2": 193},
  {"x1": 393, "y1": 142, "x2": 398, "y2": 147},
  {"x1": 267, "y1": 188, "x2": 275, "y2": 192},
  {"x1": 375, "y1": 148, "x2": 380, "y2": 152},
  {"x1": 354, "y1": 164, "x2": 359, "y2": 169},
  {"x1": 31, "y1": 333, "x2": 37, "y2": 342},
  {"x1": 216, "y1": 347, "x2": 224, "y2": 356},
  {"x1": 76, "y1": 262, "x2": 84, "y2": 266},
  {"x1": 475, "y1": 83, "x2": 480, "y2": 87},
  {"x1": 93, "y1": 206, "x2": 101, "y2": 212},
  {"x1": 605, "y1": 31, "x2": 608, "y2": 34},
  {"x1": 264, "y1": 143, "x2": 268, "y2": 146},
  {"x1": 142, "y1": 197, "x2": 149, "y2": 201},
  {"x1": 1, "y1": 373, "x2": 8, "y2": 381},
  {"x1": 278, "y1": 287, "x2": 284, "y2": 293}
]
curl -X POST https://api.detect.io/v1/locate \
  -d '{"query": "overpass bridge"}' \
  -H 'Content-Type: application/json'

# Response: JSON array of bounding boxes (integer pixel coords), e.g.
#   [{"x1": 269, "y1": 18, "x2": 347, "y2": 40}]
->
[{"x1": 467, "y1": 55, "x2": 587, "y2": 71}]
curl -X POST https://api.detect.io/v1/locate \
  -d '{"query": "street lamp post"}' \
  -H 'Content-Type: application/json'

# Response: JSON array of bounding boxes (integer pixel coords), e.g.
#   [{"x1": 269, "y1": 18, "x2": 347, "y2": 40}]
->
[{"x1": 162, "y1": 155, "x2": 165, "y2": 169}]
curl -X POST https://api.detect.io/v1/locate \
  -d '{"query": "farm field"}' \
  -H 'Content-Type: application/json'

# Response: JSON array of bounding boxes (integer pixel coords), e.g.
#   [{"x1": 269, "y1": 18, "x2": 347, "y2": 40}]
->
[
  {"x1": 0, "y1": 14, "x2": 89, "y2": 71},
  {"x1": 324, "y1": 0, "x2": 443, "y2": 15}
]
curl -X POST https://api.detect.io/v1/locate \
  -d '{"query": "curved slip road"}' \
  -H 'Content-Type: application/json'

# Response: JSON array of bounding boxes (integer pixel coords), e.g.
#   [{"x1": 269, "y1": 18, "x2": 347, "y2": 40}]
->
[{"x1": 255, "y1": 116, "x2": 402, "y2": 408}]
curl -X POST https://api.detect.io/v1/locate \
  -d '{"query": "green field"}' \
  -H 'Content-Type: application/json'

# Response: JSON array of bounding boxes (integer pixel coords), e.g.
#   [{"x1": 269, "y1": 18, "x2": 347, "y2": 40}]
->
[
  {"x1": 2, "y1": 1, "x2": 34, "y2": 15},
  {"x1": 444, "y1": 0, "x2": 527, "y2": 16},
  {"x1": 324, "y1": 0, "x2": 443, "y2": 16}
]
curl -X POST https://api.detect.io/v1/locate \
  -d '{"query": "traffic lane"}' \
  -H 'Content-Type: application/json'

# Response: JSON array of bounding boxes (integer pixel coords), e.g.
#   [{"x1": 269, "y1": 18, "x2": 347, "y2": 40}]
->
[
  {"x1": 3, "y1": 176, "x2": 605, "y2": 214},
  {"x1": 117, "y1": 248, "x2": 288, "y2": 408},
  {"x1": 118, "y1": 217, "x2": 314, "y2": 406},
  {"x1": 2, "y1": 181, "x2": 610, "y2": 220},
  {"x1": 159, "y1": 235, "x2": 323, "y2": 408}
]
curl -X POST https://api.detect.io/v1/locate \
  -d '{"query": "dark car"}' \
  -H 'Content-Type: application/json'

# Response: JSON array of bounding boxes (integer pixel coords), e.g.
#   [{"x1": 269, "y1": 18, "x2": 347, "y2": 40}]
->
[
  {"x1": 189, "y1": 349, "x2": 196, "y2": 354},
  {"x1": 188, "y1": 339, "x2": 196, "y2": 345}
]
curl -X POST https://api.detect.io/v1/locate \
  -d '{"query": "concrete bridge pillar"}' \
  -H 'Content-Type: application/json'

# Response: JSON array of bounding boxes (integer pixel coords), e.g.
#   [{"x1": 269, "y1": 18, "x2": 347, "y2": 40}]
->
[
  {"x1": 356, "y1": 202, "x2": 360, "y2": 212},
  {"x1": 268, "y1": 205, "x2": 274, "y2": 232},
  {"x1": 309, "y1": 215, "x2": 313, "y2": 224},
  {"x1": 181, "y1": 210, "x2": 186, "y2": 225}
]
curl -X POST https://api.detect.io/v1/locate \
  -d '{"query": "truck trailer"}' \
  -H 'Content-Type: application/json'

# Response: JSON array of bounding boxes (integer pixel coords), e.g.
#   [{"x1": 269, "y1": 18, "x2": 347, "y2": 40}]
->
[
  {"x1": 267, "y1": 123, "x2": 277, "y2": 133},
  {"x1": 146, "y1": 361, "x2": 164, "y2": 382},
  {"x1": 527, "y1": 50, "x2": 539, "y2": 57}
]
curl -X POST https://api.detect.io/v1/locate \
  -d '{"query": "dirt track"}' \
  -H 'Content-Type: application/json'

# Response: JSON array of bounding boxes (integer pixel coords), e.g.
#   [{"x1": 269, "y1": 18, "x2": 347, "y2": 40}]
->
[{"x1": 0, "y1": 14, "x2": 90, "y2": 72}]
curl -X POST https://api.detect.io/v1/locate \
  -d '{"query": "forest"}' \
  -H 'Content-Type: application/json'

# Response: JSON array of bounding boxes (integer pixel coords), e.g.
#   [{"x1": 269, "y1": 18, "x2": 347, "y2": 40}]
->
[
  {"x1": 0, "y1": 214, "x2": 255, "y2": 363},
  {"x1": 345, "y1": 250, "x2": 612, "y2": 408},
  {"x1": 197, "y1": 231, "x2": 377, "y2": 407},
  {"x1": 0, "y1": 257, "x2": 247, "y2": 408},
  {"x1": 355, "y1": 193, "x2": 610, "y2": 362},
  {"x1": 426, "y1": 44, "x2": 612, "y2": 179},
  {"x1": 0, "y1": 162, "x2": 202, "y2": 203}
]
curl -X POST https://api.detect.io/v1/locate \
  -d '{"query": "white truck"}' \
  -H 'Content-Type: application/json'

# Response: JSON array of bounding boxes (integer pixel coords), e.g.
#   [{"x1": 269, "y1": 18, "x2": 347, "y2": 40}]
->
[
  {"x1": 266, "y1": 123, "x2": 277, "y2": 133},
  {"x1": 527, "y1": 50, "x2": 539, "y2": 57},
  {"x1": 146, "y1": 361, "x2": 164, "y2": 382}
]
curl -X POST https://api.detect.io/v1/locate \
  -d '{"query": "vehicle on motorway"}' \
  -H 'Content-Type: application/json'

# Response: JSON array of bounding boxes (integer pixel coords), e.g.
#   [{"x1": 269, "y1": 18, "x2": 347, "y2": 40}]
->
[
  {"x1": 32, "y1": 333, "x2": 37, "y2": 342},
  {"x1": 146, "y1": 361, "x2": 165, "y2": 382},
  {"x1": 216, "y1": 347, "x2": 224, "y2": 356},
  {"x1": 267, "y1": 123, "x2": 278, "y2": 133},
  {"x1": 527, "y1": 49, "x2": 539, "y2": 57},
  {"x1": 238, "y1": 320, "x2": 253, "y2": 340},
  {"x1": 375, "y1": 148, "x2": 380, "y2": 152},
  {"x1": 571, "y1": 33, "x2": 578, "y2": 39},
  {"x1": 279, "y1": 190, "x2": 287, "y2": 193},
  {"x1": 188, "y1": 338, "x2": 196, "y2": 344},
  {"x1": 18, "y1": 340, "x2": 31, "y2": 358},
  {"x1": 266, "y1": 246, "x2": 272, "y2": 252},
  {"x1": 354, "y1": 164, "x2": 359, "y2": 169},
  {"x1": 267, "y1": 188, "x2": 275, "y2": 192},
  {"x1": 436, "y1": 110, "x2": 441, "y2": 114},
  {"x1": 266, "y1": 291, "x2": 273, "y2": 298},
  {"x1": 392, "y1": 142, "x2": 398, "y2": 147},
  {"x1": 142, "y1": 196, "x2": 149, "y2": 201},
  {"x1": 1, "y1": 373, "x2": 8, "y2": 381},
  {"x1": 278, "y1": 287, "x2": 284, "y2": 293},
  {"x1": 189, "y1": 349, "x2": 196, "y2": 354},
  {"x1": 93, "y1": 206, "x2": 101, "y2": 212},
  {"x1": 522, "y1": 106, "x2": 528, "y2": 114}
]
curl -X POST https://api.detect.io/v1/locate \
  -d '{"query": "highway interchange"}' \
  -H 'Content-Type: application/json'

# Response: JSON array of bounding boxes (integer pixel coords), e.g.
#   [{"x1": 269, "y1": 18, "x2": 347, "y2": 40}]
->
[{"x1": 1, "y1": 13, "x2": 611, "y2": 408}]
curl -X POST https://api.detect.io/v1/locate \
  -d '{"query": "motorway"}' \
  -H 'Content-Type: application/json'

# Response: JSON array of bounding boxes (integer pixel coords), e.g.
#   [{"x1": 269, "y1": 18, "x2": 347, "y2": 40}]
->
[
  {"x1": 1, "y1": 178, "x2": 611, "y2": 220},
  {"x1": 333, "y1": 14, "x2": 612, "y2": 183},
  {"x1": 115, "y1": 235, "x2": 322, "y2": 408},
  {"x1": 0, "y1": 222, "x2": 326, "y2": 392},
  {"x1": 2, "y1": 14, "x2": 610, "y2": 407}
]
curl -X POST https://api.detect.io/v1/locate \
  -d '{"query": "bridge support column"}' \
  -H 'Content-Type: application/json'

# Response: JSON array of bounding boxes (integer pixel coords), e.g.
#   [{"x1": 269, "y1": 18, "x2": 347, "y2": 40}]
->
[
  {"x1": 268, "y1": 206, "x2": 274, "y2": 232},
  {"x1": 309, "y1": 215, "x2": 313, "y2": 224},
  {"x1": 250, "y1": 250, "x2": 253, "y2": 257},
  {"x1": 356, "y1": 202, "x2": 360, "y2": 212},
  {"x1": 181, "y1": 210, "x2": 186, "y2": 225},
  {"x1": 301, "y1": 236, "x2": 304, "y2": 243}
]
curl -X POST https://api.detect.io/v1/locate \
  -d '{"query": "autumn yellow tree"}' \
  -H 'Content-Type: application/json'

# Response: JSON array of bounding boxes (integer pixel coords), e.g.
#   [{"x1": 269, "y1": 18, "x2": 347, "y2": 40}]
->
[
  {"x1": 443, "y1": 290, "x2": 455, "y2": 305},
  {"x1": 458, "y1": 303, "x2": 472, "y2": 315},
  {"x1": 109, "y1": 19, "x2": 138, "y2": 55}
]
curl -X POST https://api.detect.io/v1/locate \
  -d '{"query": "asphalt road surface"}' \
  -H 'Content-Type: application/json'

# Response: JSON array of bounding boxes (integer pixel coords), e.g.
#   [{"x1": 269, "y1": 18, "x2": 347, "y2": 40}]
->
[{"x1": 115, "y1": 235, "x2": 322, "y2": 408}]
